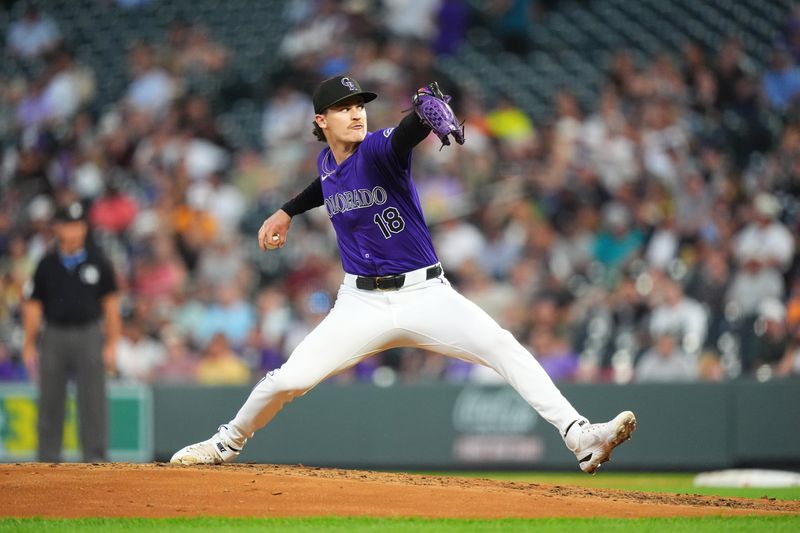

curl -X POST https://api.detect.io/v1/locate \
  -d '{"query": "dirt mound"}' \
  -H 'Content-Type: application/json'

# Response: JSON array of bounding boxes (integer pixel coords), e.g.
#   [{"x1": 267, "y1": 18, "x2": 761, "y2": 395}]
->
[{"x1": 1, "y1": 464, "x2": 797, "y2": 518}]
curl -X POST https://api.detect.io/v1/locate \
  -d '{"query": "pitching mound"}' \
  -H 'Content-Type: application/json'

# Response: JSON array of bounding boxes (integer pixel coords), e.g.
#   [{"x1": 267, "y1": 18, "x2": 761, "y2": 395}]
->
[{"x1": 1, "y1": 464, "x2": 797, "y2": 518}]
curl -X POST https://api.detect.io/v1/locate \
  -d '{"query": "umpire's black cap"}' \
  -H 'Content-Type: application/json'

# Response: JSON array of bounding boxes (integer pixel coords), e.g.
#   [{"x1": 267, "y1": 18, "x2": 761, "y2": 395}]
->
[
  {"x1": 313, "y1": 76, "x2": 377, "y2": 114},
  {"x1": 54, "y1": 201, "x2": 86, "y2": 223}
]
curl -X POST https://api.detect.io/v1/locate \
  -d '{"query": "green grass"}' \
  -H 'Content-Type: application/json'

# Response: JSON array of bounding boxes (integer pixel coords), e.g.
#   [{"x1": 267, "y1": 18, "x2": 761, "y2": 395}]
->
[
  {"x1": 1, "y1": 517, "x2": 799, "y2": 533},
  {"x1": 424, "y1": 471, "x2": 800, "y2": 501}
]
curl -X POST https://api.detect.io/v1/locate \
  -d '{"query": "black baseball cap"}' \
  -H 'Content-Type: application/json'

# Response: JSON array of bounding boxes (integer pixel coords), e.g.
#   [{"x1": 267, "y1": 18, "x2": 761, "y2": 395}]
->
[
  {"x1": 54, "y1": 201, "x2": 86, "y2": 223},
  {"x1": 313, "y1": 75, "x2": 377, "y2": 114}
]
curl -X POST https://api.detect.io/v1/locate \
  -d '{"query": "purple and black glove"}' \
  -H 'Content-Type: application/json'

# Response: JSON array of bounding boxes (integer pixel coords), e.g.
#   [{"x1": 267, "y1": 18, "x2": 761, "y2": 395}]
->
[{"x1": 412, "y1": 82, "x2": 465, "y2": 148}]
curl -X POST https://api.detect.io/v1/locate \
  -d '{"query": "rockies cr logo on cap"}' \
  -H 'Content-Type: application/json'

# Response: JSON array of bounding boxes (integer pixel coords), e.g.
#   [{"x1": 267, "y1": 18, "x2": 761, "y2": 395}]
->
[
  {"x1": 341, "y1": 77, "x2": 357, "y2": 92},
  {"x1": 313, "y1": 76, "x2": 377, "y2": 113}
]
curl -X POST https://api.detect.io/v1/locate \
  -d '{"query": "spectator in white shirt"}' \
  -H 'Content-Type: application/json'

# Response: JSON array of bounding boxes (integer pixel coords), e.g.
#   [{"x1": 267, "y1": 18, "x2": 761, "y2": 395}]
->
[
  {"x1": 728, "y1": 193, "x2": 793, "y2": 319},
  {"x1": 116, "y1": 318, "x2": 167, "y2": 383},
  {"x1": 733, "y1": 193, "x2": 795, "y2": 274},
  {"x1": 6, "y1": 4, "x2": 61, "y2": 60},
  {"x1": 262, "y1": 85, "x2": 312, "y2": 150},
  {"x1": 649, "y1": 277, "x2": 708, "y2": 356},
  {"x1": 635, "y1": 330, "x2": 698, "y2": 383},
  {"x1": 42, "y1": 47, "x2": 95, "y2": 123},
  {"x1": 383, "y1": 0, "x2": 442, "y2": 41},
  {"x1": 125, "y1": 43, "x2": 177, "y2": 115}
]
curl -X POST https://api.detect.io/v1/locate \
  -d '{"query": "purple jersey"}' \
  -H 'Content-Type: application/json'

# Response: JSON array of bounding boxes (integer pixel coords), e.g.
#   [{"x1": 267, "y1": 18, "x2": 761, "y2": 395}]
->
[{"x1": 318, "y1": 127, "x2": 439, "y2": 276}]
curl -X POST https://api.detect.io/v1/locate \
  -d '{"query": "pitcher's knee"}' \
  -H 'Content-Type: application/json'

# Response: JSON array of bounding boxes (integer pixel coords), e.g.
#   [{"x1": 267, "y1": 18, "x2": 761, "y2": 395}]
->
[{"x1": 270, "y1": 370, "x2": 316, "y2": 398}]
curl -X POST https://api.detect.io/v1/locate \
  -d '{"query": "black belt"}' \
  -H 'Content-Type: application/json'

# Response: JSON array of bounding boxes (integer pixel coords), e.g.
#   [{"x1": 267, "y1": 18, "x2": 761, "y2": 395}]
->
[{"x1": 356, "y1": 265, "x2": 442, "y2": 291}]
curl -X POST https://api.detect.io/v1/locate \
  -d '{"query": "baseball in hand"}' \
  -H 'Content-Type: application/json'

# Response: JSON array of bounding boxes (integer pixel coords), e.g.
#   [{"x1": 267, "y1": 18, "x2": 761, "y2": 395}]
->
[{"x1": 266, "y1": 234, "x2": 280, "y2": 249}]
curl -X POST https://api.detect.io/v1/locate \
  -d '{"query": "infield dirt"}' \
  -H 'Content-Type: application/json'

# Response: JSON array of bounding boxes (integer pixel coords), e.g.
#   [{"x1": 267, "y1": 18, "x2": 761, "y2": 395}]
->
[{"x1": 1, "y1": 463, "x2": 797, "y2": 518}]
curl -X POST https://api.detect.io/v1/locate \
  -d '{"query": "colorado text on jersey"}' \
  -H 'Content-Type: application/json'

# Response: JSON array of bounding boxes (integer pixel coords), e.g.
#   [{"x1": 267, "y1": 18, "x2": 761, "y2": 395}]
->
[{"x1": 324, "y1": 186, "x2": 388, "y2": 218}]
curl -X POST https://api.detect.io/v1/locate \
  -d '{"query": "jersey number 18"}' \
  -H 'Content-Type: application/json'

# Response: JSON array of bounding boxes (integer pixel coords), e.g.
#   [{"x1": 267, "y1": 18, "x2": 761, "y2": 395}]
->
[{"x1": 373, "y1": 207, "x2": 405, "y2": 239}]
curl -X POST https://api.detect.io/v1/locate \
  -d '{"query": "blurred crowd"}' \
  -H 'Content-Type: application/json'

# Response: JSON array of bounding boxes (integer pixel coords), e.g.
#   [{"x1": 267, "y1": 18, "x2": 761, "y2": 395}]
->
[{"x1": 1, "y1": 0, "x2": 799, "y2": 387}]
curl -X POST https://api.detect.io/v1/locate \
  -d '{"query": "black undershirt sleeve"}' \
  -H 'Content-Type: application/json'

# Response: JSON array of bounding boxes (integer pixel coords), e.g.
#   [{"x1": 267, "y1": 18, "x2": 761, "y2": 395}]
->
[
  {"x1": 280, "y1": 177, "x2": 324, "y2": 217},
  {"x1": 391, "y1": 112, "x2": 431, "y2": 163}
]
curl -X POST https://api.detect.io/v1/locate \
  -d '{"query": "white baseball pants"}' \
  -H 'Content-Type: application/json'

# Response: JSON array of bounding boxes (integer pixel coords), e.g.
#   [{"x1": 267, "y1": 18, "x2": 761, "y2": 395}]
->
[{"x1": 225, "y1": 268, "x2": 581, "y2": 448}]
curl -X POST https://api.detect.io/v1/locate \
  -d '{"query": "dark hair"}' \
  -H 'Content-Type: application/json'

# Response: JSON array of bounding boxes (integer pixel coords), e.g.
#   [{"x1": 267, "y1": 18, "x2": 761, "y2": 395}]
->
[{"x1": 312, "y1": 121, "x2": 326, "y2": 142}]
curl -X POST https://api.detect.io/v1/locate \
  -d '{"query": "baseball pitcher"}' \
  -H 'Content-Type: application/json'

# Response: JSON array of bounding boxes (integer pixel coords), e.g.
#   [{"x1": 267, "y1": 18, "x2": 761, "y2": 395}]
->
[{"x1": 171, "y1": 76, "x2": 636, "y2": 473}]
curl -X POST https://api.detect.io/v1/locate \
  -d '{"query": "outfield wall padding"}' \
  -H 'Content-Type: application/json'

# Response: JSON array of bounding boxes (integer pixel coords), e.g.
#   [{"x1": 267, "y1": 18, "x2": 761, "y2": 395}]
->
[{"x1": 151, "y1": 381, "x2": 800, "y2": 469}]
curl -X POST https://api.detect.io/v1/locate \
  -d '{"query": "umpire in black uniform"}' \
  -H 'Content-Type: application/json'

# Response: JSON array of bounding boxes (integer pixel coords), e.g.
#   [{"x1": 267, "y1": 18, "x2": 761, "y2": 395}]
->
[{"x1": 22, "y1": 201, "x2": 121, "y2": 462}]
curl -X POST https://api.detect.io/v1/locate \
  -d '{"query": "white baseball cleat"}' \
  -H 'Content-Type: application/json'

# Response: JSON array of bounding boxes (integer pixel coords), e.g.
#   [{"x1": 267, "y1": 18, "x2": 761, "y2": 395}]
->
[
  {"x1": 170, "y1": 425, "x2": 243, "y2": 465},
  {"x1": 564, "y1": 411, "x2": 636, "y2": 474}
]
